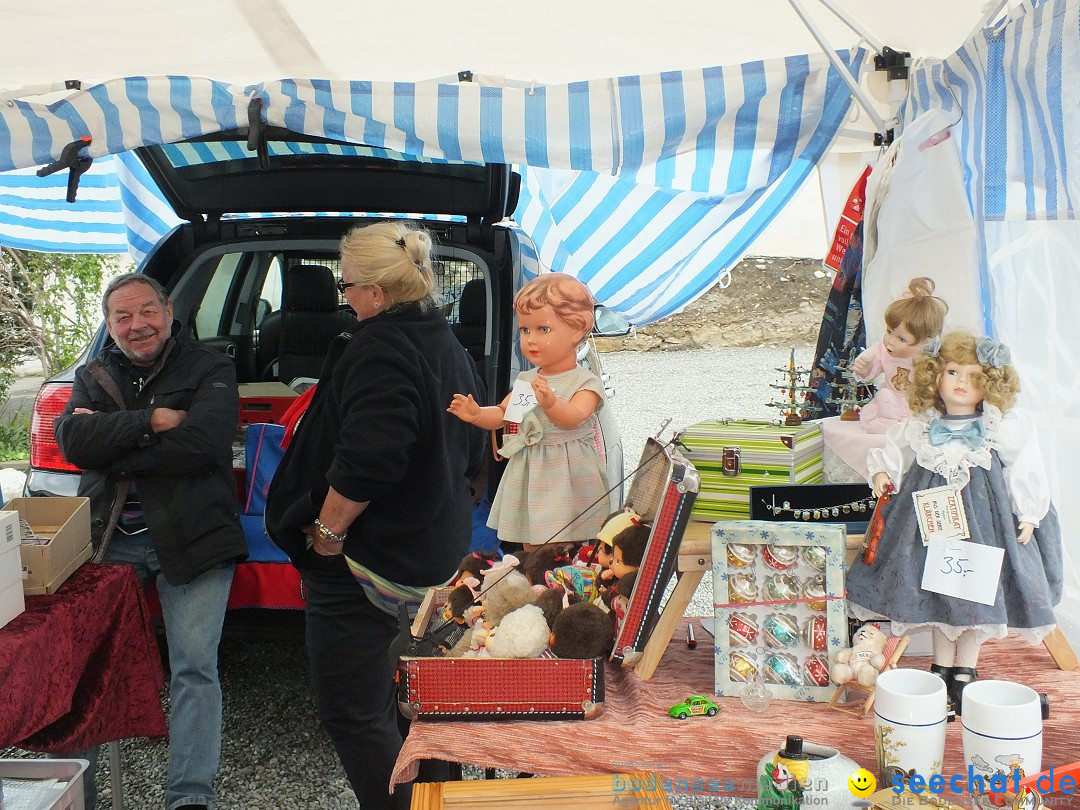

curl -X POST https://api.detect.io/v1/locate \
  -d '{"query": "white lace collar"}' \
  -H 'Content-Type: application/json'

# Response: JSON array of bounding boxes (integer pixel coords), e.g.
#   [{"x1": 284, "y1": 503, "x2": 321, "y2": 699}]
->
[{"x1": 906, "y1": 404, "x2": 1001, "y2": 488}]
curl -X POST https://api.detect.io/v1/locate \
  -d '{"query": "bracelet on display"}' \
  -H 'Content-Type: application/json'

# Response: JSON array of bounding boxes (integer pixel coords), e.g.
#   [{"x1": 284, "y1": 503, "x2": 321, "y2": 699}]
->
[
  {"x1": 760, "y1": 495, "x2": 877, "y2": 521},
  {"x1": 314, "y1": 518, "x2": 346, "y2": 544}
]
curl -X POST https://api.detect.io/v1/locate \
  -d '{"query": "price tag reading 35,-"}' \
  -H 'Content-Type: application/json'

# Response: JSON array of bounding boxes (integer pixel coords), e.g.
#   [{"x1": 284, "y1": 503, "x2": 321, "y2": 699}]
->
[
  {"x1": 502, "y1": 378, "x2": 538, "y2": 424},
  {"x1": 920, "y1": 538, "x2": 1004, "y2": 606}
]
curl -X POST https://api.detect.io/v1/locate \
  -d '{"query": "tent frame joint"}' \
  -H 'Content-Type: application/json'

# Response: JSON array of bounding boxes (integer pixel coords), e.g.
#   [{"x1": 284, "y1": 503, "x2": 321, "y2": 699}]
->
[{"x1": 874, "y1": 46, "x2": 911, "y2": 81}]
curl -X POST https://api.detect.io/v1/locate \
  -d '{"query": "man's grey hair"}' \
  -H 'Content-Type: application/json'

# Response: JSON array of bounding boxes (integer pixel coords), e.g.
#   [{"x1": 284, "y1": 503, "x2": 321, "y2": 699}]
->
[{"x1": 102, "y1": 273, "x2": 170, "y2": 318}]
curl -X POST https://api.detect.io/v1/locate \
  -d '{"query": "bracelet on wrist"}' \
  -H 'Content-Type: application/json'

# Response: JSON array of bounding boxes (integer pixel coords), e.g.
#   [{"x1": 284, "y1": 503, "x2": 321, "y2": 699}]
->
[{"x1": 314, "y1": 518, "x2": 346, "y2": 544}]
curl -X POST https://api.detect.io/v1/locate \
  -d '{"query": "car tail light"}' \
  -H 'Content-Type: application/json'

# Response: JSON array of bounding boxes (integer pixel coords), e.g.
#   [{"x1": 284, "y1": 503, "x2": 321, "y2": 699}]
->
[{"x1": 30, "y1": 383, "x2": 81, "y2": 473}]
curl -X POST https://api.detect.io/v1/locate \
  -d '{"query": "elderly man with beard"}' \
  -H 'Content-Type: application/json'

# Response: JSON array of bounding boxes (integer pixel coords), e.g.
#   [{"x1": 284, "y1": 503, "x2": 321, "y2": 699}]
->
[{"x1": 53, "y1": 273, "x2": 247, "y2": 810}]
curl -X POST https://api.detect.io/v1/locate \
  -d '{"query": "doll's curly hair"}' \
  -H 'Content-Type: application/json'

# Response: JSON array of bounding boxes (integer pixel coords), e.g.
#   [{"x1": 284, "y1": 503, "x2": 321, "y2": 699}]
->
[
  {"x1": 884, "y1": 276, "x2": 948, "y2": 342},
  {"x1": 909, "y1": 331, "x2": 1020, "y2": 414},
  {"x1": 514, "y1": 273, "x2": 596, "y2": 342}
]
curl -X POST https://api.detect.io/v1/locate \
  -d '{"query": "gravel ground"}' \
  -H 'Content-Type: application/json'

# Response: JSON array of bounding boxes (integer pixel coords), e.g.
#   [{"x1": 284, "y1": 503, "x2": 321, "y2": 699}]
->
[{"x1": 4, "y1": 346, "x2": 813, "y2": 810}]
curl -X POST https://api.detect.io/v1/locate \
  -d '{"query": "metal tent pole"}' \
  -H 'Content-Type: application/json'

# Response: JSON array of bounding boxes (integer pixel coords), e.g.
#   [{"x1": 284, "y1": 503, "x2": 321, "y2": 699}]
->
[{"x1": 786, "y1": 0, "x2": 889, "y2": 139}]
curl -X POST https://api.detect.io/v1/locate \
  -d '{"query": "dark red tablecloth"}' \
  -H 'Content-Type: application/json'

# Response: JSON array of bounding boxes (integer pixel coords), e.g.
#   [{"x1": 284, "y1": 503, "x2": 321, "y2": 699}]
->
[{"x1": 0, "y1": 563, "x2": 168, "y2": 751}]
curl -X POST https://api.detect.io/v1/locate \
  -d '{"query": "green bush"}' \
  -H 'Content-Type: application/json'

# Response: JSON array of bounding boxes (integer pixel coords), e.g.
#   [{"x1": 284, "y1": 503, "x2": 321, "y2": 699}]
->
[{"x1": 0, "y1": 415, "x2": 29, "y2": 462}]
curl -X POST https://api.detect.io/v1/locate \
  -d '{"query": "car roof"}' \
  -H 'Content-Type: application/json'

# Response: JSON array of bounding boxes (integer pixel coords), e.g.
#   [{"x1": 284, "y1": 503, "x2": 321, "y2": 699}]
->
[{"x1": 136, "y1": 128, "x2": 519, "y2": 225}]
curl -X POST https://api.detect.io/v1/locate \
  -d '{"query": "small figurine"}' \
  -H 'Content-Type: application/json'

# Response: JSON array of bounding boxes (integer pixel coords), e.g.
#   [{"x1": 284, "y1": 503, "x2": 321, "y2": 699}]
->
[
  {"x1": 757, "y1": 736, "x2": 808, "y2": 810},
  {"x1": 829, "y1": 622, "x2": 888, "y2": 687},
  {"x1": 850, "y1": 277, "x2": 947, "y2": 433},
  {"x1": 846, "y1": 332, "x2": 1063, "y2": 714},
  {"x1": 549, "y1": 601, "x2": 614, "y2": 659},
  {"x1": 448, "y1": 273, "x2": 610, "y2": 549}
]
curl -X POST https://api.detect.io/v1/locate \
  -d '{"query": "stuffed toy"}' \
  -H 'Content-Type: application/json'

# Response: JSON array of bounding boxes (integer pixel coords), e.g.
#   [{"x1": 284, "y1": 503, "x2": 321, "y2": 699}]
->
[
  {"x1": 594, "y1": 510, "x2": 643, "y2": 582},
  {"x1": 478, "y1": 556, "x2": 536, "y2": 628},
  {"x1": 830, "y1": 622, "x2": 888, "y2": 687},
  {"x1": 549, "y1": 601, "x2": 615, "y2": 659},
  {"x1": 520, "y1": 542, "x2": 577, "y2": 586},
  {"x1": 534, "y1": 585, "x2": 580, "y2": 631},
  {"x1": 452, "y1": 550, "x2": 499, "y2": 584},
  {"x1": 485, "y1": 603, "x2": 551, "y2": 658},
  {"x1": 544, "y1": 565, "x2": 598, "y2": 602}
]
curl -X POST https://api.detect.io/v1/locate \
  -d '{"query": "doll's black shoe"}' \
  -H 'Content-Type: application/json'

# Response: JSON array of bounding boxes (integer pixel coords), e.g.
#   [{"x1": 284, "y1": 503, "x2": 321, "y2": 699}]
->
[
  {"x1": 1040, "y1": 692, "x2": 1050, "y2": 720},
  {"x1": 930, "y1": 664, "x2": 957, "y2": 721},
  {"x1": 949, "y1": 666, "x2": 978, "y2": 717}
]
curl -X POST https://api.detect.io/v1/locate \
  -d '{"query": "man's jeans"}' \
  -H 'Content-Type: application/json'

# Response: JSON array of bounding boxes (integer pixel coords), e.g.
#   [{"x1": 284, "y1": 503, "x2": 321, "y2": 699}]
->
[{"x1": 59, "y1": 540, "x2": 233, "y2": 810}]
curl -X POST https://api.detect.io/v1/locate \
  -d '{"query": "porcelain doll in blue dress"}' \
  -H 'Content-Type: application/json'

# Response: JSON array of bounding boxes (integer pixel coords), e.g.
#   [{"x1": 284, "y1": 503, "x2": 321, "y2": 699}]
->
[{"x1": 845, "y1": 331, "x2": 1062, "y2": 713}]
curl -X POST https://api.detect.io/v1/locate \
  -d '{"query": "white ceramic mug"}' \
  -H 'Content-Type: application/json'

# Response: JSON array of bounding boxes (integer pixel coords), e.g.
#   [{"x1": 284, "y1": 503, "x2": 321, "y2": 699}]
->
[
  {"x1": 961, "y1": 680, "x2": 1043, "y2": 793},
  {"x1": 873, "y1": 668, "x2": 948, "y2": 787}
]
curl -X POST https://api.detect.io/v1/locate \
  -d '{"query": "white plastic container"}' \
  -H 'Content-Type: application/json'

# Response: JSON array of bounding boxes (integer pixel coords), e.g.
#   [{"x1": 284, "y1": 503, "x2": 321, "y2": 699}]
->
[{"x1": 0, "y1": 758, "x2": 88, "y2": 810}]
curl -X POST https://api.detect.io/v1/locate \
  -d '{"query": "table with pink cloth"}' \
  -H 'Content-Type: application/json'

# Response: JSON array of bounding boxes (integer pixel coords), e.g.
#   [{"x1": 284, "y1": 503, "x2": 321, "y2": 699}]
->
[
  {"x1": 0, "y1": 563, "x2": 167, "y2": 751},
  {"x1": 393, "y1": 618, "x2": 1077, "y2": 801}
]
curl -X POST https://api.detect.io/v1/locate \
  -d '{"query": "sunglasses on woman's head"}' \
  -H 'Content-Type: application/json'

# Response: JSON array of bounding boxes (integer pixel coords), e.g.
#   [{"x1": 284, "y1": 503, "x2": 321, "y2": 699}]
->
[{"x1": 336, "y1": 280, "x2": 361, "y2": 294}]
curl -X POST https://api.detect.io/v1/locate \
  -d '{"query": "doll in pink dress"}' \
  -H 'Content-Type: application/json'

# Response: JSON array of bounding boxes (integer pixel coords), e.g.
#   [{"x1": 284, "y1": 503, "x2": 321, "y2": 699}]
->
[{"x1": 853, "y1": 277, "x2": 948, "y2": 433}]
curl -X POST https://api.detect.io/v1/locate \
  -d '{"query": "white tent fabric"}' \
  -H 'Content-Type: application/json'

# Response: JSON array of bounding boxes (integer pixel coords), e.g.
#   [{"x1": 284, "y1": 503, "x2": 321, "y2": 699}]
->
[
  {"x1": 860, "y1": 108, "x2": 987, "y2": 342},
  {"x1": 0, "y1": 50, "x2": 862, "y2": 325},
  {"x1": 892, "y1": 0, "x2": 1080, "y2": 632}
]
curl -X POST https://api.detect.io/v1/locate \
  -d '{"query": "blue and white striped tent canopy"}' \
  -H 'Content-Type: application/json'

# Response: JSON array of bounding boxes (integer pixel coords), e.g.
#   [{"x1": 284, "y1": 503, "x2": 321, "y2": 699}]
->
[{"x1": 0, "y1": 50, "x2": 863, "y2": 322}]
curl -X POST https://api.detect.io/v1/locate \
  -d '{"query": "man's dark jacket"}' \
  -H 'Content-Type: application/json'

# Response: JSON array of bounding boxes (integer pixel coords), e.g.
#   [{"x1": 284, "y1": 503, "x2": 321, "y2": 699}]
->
[
  {"x1": 265, "y1": 305, "x2": 485, "y2": 586},
  {"x1": 54, "y1": 326, "x2": 247, "y2": 585}
]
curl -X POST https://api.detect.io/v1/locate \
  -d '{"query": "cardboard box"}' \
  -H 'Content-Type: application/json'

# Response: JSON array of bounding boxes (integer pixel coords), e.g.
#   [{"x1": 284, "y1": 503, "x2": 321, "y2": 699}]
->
[
  {"x1": 680, "y1": 420, "x2": 823, "y2": 522},
  {"x1": 237, "y1": 382, "x2": 299, "y2": 426},
  {"x1": 712, "y1": 519, "x2": 847, "y2": 703},
  {"x1": 0, "y1": 510, "x2": 21, "y2": 592},
  {"x1": 9, "y1": 497, "x2": 93, "y2": 596}
]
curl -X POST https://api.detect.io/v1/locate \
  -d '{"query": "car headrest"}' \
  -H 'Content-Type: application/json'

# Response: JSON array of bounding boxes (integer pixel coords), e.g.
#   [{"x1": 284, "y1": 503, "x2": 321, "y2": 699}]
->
[
  {"x1": 458, "y1": 278, "x2": 487, "y2": 328},
  {"x1": 282, "y1": 264, "x2": 338, "y2": 312}
]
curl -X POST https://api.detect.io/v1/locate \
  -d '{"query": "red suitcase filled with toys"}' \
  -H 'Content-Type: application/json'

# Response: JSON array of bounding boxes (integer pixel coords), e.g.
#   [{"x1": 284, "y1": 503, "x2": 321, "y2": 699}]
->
[{"x1": 396, "y1": 438, "x2": 699, "y2": 721}]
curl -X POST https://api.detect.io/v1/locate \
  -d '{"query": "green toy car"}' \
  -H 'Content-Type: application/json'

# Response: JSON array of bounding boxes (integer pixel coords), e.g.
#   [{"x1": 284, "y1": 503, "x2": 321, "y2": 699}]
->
[{"x1": 668, "y1": 695, "x2": 719, "y2": 719}]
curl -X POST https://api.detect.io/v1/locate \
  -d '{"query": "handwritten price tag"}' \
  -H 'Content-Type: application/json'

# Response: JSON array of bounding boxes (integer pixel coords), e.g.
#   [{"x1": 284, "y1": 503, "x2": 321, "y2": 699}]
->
[
  {"x1": 920, "y1": 539, "x2": 1003, "y2": 605},
  {"x1": 502, "y1": 378, "x2": 538, "y2": 424},
  {"x1": 912, "y1": 485, "x2": 970, "y2": 546}
]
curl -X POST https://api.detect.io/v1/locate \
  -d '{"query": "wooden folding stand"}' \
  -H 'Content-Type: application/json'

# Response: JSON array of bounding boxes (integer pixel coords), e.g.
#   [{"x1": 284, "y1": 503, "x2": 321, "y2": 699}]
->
[{"x1": 826, "y1": 635, "x2": 910, "y2": 718}]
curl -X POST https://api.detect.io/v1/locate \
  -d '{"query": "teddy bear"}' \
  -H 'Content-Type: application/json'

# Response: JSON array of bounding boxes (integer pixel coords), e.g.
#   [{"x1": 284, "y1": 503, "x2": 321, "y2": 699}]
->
[{"x1": 830, "y1": 622, "x2": 888, "y2": 687}]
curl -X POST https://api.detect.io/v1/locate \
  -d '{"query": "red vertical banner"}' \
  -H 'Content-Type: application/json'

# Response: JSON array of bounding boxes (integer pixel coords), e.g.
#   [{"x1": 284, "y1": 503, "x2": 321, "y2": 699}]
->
[{"x1": 824, "y1": 165, "x2": 872, "y2": 272}]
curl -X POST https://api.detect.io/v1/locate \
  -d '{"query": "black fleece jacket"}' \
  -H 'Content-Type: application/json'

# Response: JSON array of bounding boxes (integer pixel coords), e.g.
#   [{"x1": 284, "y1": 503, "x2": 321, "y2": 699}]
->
[
  {"x1": 265, "y1": 305, "x2": 486, "y2": 587},
  {"x1": 54, "y1": 326, "x2": 247, "y2": 585}
]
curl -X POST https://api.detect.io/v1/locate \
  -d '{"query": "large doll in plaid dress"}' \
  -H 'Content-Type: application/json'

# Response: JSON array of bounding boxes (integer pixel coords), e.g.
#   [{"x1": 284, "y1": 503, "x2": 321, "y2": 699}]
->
[{"x1": 449, "y1": 273, "x2": 609, "y2": 549}]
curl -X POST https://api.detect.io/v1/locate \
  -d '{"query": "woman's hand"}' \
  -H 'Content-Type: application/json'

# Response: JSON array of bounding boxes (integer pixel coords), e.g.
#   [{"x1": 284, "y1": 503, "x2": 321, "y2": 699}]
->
[
  {"x1": 302, "y1": 523, "x2": 345, "y2": 556},
  {"x1": 1017, "y1": 522, "x2": 1035, "y2": 545},
  {"x1": 871, "y1": 472, "x2": 894, "y2": 498},
  {"x1": 531, "y1": 375, "x2": 556, "y2": 410},
  {"x1": 447, "y1": 393, "x2": 482, "y2": 424}
]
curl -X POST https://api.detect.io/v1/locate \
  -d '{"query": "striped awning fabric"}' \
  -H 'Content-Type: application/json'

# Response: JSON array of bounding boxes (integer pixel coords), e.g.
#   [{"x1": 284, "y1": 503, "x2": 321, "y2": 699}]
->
[{"x1": 0, "y1": 50, "x2": 862, "y2": 323}]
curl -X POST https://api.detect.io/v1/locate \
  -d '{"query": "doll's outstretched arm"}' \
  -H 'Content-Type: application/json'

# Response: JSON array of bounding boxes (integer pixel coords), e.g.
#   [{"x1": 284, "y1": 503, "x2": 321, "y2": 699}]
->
[
  {"x1": 448, "y1": 393, "x2": 508, "y2": 431},
  {"x1": 531, "y1": 377, "x2": 601, "y2": 430}
]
